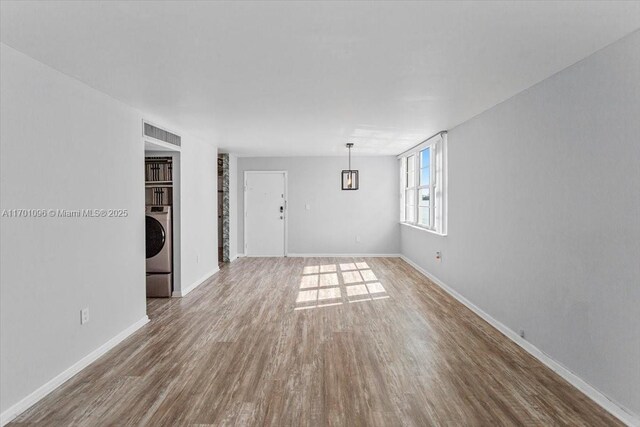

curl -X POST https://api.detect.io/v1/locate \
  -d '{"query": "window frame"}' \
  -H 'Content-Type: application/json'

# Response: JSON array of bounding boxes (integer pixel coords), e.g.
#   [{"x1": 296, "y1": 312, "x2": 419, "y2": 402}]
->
[
  {"x1": 398, "y1": 132, "x2": 447, "y2": 235},
  {"x1": 403, "y1": 154, "x2": 416, "y2": 223}
]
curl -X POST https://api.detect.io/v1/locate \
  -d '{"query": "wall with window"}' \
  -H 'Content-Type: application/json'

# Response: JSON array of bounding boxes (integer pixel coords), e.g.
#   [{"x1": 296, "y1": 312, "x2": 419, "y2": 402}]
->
[
  {"x1": 400, "y1": 32, "x2": 640, "y2": 416},
  {"x1": 237, "y1": 156, "x2": 400, "y2": 255}
]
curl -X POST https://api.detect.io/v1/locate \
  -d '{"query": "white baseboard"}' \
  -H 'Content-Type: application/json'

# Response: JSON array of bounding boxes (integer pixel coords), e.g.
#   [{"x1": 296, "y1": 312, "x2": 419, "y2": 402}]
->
[
  {"x1": 0, "y1": 316, "x2": 150, "y2": 426},
  {"x1": 240, "y1": 254, "x2": 287, "y2": 258},
  {"x1": 236, "y1": 253, "x2": 400, "y2": 258},
  {"x1": 172, "y1": 267, "x2": 219, "y2": 297},
  {"x1": 399, "y1": 255, "x2": 639, "y2": 426},
  {"x1": 287, "y1": 253, "x2": 402, "y2": 258}
]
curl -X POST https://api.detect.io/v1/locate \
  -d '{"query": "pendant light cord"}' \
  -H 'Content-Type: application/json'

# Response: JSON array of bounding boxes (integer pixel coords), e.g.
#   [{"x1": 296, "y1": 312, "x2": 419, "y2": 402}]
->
[{"x1": 347, "y1": 142, "x2": 353, "y2": 170}]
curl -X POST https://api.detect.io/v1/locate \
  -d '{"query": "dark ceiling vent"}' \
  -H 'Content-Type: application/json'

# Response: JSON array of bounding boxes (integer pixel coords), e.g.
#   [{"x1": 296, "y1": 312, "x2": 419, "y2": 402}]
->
[{"x1": 143, "y1": 122, "x2": 181, "y2": 147}]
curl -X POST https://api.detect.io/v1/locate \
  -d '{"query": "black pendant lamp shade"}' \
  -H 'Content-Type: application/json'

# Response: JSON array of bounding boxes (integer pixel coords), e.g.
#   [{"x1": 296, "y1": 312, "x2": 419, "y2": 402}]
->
[{"x1": 342, "y1": 143, "x2": 359, "y2": 190}]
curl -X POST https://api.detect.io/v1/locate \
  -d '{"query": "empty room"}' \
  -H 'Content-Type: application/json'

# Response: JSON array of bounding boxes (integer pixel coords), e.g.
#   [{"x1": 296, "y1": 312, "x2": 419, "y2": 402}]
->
[{"x1": 1, "y1": 1, "x2": 639, "y2": 425}]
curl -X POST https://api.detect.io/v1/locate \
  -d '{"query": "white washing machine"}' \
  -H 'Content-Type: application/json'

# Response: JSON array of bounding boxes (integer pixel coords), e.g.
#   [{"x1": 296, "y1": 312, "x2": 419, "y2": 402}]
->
[{"x1": 145, "y1": 206, "x2": 172, "y2": 297}]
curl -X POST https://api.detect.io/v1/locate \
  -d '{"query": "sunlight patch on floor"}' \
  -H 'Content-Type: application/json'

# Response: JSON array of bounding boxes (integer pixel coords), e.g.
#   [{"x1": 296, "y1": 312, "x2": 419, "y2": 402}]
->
[{"x1": 294, "y1": 261, "x2": 389, "y2": 310}]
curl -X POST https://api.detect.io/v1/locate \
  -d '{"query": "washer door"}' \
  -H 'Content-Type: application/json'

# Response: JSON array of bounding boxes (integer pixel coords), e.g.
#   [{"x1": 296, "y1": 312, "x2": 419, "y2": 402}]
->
[{"x1": 146, "y1": 216, "x2": 166, "y2": 259}]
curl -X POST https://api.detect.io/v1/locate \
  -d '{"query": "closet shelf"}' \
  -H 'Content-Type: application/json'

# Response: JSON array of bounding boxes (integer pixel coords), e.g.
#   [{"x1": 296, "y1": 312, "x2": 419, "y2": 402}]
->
[{"x1": 146, "y1": 181, "x2": 173, "y2": 187}]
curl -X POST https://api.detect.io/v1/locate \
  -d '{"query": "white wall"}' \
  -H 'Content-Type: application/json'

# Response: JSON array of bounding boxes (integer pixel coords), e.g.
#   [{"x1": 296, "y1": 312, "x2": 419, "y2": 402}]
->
[
  {"x1": 0, "y1": 44, "x2": 146, "y2": 413},
  {"x1": 401, "y1": 32, "x2": 640, "y2": 416},
  {"x1": 0, "y1": 43, "x2": 219, "y2": 416},
  {"x1": 144, "y1": 144, "x2": 219, "y2": 295},
  {"x1": 178, "y1": 139, "x2": 219, "y2": 290},
  {"x1": 237, "y1": 156, "x2": 400, "y2": 255}
]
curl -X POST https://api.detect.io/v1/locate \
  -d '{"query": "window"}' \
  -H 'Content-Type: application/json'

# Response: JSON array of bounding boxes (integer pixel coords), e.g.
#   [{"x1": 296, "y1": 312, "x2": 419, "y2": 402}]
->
[
  {"x1": 404, "y1": 155, "x2": 416, "y2": 222},
  {"x1": 399, "y1": 132, "x2": 447, "y2": 235}
]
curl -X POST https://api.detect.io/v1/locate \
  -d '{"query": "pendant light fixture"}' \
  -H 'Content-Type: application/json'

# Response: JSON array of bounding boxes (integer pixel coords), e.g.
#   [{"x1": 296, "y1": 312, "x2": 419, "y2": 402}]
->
[{"x1": 341, "y1": 143, "x2": 359, "y2": 190}]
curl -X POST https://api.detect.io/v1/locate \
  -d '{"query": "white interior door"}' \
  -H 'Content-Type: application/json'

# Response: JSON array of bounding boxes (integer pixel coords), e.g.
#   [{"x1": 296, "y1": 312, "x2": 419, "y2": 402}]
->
[{"x1": 245, "y1": 171, "x2": 287, "y2": 256}]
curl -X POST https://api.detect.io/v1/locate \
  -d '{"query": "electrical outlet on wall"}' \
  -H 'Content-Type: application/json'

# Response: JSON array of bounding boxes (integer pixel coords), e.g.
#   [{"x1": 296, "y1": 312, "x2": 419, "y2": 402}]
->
[
  {"x1": 80, "y1": 308, "x2": 89, "y2": 325},
  {"x1": 436, "y1": 251, "x2": 442, "y2": 262},
  {"x1": 519, "y1": 329, "x2": 525, "y2": 339},
  {"x1": 356, "y1": 235, "x2": 361, "y2": 243},
  {"x1": 305, "y1": 203, "x2": 311, "y2": 210}
]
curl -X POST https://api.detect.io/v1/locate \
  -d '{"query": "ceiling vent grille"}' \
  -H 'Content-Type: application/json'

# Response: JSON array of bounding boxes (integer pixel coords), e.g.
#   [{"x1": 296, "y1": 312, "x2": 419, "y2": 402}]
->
[{"x1": 143, "y1": 122, "x2": 181, "y2": 147}]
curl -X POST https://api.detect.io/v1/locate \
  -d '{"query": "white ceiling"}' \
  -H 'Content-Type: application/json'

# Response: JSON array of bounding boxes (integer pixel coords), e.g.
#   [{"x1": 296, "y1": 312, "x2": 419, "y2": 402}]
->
[{"x1": 1, "y1": 1, "x2": 639, "y2": 156}]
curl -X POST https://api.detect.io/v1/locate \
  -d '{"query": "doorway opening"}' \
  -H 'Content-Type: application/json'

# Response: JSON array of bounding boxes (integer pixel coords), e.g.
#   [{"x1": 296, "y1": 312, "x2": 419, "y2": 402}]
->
[
  {"x1": 145, "y1": 156, "x2": 174, "y2": 298},
  {"x1": 144, "y1": 143, "x2": 181, "y2": 304}
]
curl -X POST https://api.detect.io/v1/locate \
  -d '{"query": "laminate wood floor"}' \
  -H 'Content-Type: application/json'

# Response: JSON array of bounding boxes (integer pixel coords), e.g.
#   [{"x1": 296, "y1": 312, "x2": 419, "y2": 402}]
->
[{"x1": 10, "y1": 257, "x2": 621, "y2": 426}]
